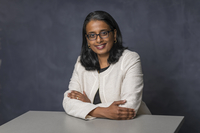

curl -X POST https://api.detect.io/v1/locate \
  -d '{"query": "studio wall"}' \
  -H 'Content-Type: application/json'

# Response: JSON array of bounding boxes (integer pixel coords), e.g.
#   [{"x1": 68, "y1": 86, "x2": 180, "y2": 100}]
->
[{"x1": 0, "y1": 0, "x2": 200, "y2": 132}]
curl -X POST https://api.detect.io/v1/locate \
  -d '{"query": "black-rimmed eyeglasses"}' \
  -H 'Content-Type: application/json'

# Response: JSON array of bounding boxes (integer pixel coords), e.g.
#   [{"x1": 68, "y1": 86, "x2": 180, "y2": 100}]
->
[{"x1": 86, "y1": 30, "x2": 113, "y2": 41}]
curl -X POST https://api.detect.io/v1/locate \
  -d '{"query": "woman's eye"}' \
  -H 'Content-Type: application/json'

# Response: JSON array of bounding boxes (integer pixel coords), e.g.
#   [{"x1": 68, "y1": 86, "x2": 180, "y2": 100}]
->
[
  {"x1": 89, "y1": 34, "x2": 95, "y2": 38},
  {"x1": 101, "y1": 31, "x2": 108, "y2": 36}
]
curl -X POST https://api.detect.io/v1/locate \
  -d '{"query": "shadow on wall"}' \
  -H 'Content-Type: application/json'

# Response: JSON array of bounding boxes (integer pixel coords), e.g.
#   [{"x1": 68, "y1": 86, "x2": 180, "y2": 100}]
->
[
  {"x1": 144, "y1": 76, "x2": 185, "y2": 115},
  {"x1": 142, "y1": 66, "x2": 195, "y2": 132}
]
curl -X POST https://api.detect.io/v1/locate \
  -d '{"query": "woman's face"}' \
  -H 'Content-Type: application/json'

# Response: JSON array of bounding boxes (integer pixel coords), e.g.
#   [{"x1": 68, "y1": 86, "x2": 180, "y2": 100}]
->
[{"x1": 85, "y1": 20, "x2": 116, "y2": 58}]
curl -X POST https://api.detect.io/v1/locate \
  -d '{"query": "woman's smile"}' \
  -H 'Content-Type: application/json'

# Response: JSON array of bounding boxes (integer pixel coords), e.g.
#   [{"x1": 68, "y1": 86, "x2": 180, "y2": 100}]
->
[{"x1": 95, "y1": 43, "x2": 106, "y2": 50}]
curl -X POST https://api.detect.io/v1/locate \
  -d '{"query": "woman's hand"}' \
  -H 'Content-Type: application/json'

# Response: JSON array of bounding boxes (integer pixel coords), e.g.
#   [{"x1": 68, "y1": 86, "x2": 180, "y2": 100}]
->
[
  {"x1": 67, "y1": 90, "x2": 91, "y2": 103},
  {"x1": 89, "y1": 100, "x2": 136, "y2": 120},
  {"x1": 105, "y1": 100, "x2": 136, "y2": 120}
]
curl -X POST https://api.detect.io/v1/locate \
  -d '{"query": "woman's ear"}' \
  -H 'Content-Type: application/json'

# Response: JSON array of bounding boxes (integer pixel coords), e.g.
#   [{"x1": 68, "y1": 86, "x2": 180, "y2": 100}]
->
[
  {"x1": 85, "y1": 34, "x2": 90, "y2": 47},
  {"x1": 86, "y1": 40, "x2": 90, "y2": 48},
  {"x1": 114, "y1": 29, "x2": 117, "y2": 40}
]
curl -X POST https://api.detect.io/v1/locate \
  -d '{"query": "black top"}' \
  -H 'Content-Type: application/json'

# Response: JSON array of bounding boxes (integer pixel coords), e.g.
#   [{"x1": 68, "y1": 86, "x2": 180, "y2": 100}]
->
[{"x1": 93, "y1": 66, "x2": 110, "y2": 104}]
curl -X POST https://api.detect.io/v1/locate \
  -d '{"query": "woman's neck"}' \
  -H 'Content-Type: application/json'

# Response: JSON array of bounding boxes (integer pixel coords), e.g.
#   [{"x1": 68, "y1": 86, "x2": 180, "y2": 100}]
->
[{"x1": 98, "y1": 54, "x2": 109, "y2": 69}]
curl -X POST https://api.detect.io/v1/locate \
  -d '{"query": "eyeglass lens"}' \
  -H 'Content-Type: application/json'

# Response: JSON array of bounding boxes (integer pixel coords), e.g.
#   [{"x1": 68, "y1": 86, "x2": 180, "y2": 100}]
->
[{"x1": 87, "y1": 31, "x2": 110, "y2": 40}]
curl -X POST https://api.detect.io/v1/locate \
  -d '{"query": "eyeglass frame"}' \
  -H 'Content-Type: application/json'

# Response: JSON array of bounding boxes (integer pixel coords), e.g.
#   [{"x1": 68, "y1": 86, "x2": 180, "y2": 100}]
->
[{"x1": 86, "y1": 30, "x2": 114, "y2": 41}]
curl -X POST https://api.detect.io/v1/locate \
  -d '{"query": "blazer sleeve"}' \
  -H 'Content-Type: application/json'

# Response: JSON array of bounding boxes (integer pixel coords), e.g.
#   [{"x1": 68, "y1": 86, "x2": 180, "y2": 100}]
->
[
  {"x1": 119, "y1": 52, "x2": 143, "y2": 114},
  {"x1": 62, "y1": 57, "x2": 98, "y2": 120},
  {"x1": 95, "y1": 102, "x2": 113, "y2": 107}
]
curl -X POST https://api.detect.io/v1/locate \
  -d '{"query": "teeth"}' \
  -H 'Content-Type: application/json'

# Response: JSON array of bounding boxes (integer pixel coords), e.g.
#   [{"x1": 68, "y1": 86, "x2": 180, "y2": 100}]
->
[{"x1": 97, "y1": 44, "x2": 104, "y2": 48}]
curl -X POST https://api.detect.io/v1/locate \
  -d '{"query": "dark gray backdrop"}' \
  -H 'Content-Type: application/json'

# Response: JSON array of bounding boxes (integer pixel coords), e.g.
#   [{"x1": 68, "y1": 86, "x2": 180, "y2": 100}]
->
[{"x1": 0, "y1": 0, "x2": 200, "y2": 132}]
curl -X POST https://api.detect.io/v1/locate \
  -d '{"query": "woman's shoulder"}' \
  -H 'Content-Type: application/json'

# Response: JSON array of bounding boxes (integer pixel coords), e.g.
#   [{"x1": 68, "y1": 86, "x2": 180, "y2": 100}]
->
[
  {"x1": 74, "y1": 56, "x2": 85, "y2": 71},
  {"x1": 117, "y1": 49, "x2": 141, "y2": 70},
  {"x1": 121, "y1": 49, "x2": 140, "y2": 61}
]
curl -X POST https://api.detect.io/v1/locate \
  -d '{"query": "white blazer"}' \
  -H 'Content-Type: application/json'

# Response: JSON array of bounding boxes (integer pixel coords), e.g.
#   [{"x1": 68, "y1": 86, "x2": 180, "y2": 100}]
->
[{"x1": 63, "y1": 50, "x2": 151, "y2": 120}]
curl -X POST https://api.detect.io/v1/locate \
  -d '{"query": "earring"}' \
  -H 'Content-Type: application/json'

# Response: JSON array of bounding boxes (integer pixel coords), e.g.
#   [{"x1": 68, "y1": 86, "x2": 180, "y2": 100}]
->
[
  {"x1": 114, "y1": 40, "x2": 117, "y2": 43},
  {"x1": 88, "y1": 45, "x2": 90, "y2": 48}
]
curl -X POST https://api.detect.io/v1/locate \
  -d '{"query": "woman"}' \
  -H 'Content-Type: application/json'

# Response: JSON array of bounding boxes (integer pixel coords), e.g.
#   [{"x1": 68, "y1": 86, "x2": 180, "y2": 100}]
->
[{"x1": 63, "y1": 11, "x2": 151, "y2": 120}]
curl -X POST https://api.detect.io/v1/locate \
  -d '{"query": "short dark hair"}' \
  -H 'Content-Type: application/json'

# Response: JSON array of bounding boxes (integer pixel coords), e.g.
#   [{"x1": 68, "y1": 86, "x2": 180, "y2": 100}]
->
[{"x1": 80, "y1": 11, "x2": 127, "y2": 70}]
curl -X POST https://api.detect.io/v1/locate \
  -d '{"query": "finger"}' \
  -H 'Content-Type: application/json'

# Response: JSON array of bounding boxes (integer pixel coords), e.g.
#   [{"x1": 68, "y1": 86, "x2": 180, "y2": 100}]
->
[
  {"x1": 118, "y1": 110, "x2": 135, "y2": 115},
  {"x1": 71, "y1": 91, "x2": 81, "y2": 97},
  {"x1": 70, "y1": 94, "x2": 78, "y2": 99},
  {"x1": 72, "y1": 91, "x2": 85, "y2": 98},
  {"x1": 117, "y1": 115, "x2": 134, "y2": 120},
  {"x1": 113, "y1": 100, "x2": 126, "y2": 106},
  {"x1": 70, "y1": 92, "x2": 76, "y2": 97},
  {"x1": 67, "y1": 92, "x2": 81, "y2": 100},
  {"x1": 67, "y1": 93, "x2": 72, "y2": 98},
  {"x1": 83, "y1": 91, "x2": 87, "y2": 96},
  {"x1": 71, "y1": 90, "x2": 82, "y2": 95},
  {"x1": 117, "y1": 112, "x2": 135, "y2": 120},
  {"x1": 69, "y1": 91, "x2": 76, "y2": 97},
  {"x1": 118, "y1": 111, "x2": 135, "y2": 118},
  {"x1": 118, "y1": 107, "x2": 135, "y2": 112},
  {"x1": 118, "y1": 108, "x2": 135, "y2": 118},
  {"x1": 70, "y1": 93, "x2": 80, "y2": 100}
]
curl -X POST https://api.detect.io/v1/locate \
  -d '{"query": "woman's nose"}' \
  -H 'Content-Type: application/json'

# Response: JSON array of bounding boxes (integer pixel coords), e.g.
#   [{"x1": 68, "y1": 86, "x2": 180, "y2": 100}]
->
[{"x1": 96, "y1": 34, "x2": 102, "y2": 43}]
